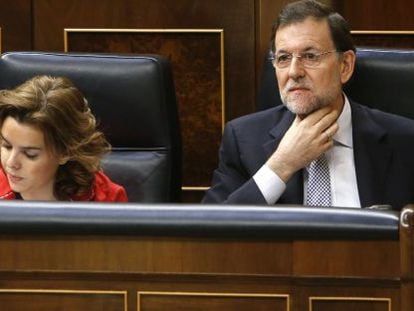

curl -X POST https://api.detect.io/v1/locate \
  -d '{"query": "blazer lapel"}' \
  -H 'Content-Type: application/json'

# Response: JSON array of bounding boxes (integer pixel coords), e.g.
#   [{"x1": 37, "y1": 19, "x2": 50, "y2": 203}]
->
[
  {"x1": 262, "y1": 110, "x2": 304, "y2": 204},
  {"x1": 351, "y1": 102, "x2": 392, "y2": 207}
]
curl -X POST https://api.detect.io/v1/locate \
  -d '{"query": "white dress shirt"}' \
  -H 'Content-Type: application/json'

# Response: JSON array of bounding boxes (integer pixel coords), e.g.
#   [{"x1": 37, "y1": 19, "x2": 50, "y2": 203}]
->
[{"x1": 253, "y1": 96, "x2": 361, "y2": 207}]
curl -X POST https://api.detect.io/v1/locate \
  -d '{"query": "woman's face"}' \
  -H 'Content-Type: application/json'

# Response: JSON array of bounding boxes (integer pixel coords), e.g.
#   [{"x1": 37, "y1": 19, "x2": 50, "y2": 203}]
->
[{"x1": 0, "y1": 116, "x2": 66, "y2": 200}]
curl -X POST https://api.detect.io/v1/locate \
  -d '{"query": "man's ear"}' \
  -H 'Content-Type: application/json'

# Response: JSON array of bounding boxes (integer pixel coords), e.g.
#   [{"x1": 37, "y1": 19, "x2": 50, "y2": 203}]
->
[{"x1": 340, "y1": 50, "x2": 356, "y2": 84}]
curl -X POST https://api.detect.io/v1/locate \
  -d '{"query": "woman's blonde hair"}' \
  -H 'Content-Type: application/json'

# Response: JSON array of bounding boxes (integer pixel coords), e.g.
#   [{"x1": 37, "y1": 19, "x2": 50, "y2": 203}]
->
[{"x1": 0, "y1": 75, "x2": 111, "y2": 200}]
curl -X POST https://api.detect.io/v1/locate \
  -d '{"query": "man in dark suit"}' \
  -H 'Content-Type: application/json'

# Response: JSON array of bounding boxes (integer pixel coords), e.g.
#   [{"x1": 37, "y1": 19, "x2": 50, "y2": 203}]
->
[{"x1": 203, "y1": 0, "x2": 414, "y2": 210}]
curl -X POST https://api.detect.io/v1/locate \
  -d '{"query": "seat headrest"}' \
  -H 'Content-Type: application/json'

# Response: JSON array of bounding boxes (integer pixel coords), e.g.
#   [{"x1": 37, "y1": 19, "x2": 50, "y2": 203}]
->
[
  {"x1": 345, "y1": 48, "x2": 414, "y2": 119},
  {"x1": 0, "y1": 52, "x2": 180, "y2": 148}
]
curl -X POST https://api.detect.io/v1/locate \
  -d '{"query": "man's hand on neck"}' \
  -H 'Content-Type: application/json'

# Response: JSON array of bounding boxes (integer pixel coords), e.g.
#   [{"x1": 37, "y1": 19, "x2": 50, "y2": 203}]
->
[{"x1": 266, "y1": 106, "x2": 339, "y2": 183}]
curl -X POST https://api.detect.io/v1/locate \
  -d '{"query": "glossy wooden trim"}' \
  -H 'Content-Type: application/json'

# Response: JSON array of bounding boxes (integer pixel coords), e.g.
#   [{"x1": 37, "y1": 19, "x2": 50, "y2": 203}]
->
[
  {"x1": 351, "y1": 30, "x2": 414, "y2": 35},
  {"x1": 400, "y1": 205, "x2": 414, "y2": 311},
  {"x1": 181, "y1": 186, "x2": 209, "y2": 191}
]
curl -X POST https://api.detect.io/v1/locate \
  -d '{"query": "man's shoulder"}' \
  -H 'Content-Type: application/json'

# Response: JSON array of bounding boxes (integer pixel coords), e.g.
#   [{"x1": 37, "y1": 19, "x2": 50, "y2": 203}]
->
[{"x1": 352, "y1": 101, "x2": 414, "y2": 133}]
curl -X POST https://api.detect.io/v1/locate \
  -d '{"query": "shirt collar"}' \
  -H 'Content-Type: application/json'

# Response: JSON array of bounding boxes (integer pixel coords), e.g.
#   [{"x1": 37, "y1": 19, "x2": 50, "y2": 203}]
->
[{"x1": 333, "y1": 94, "x2": 353, "y2": 148}]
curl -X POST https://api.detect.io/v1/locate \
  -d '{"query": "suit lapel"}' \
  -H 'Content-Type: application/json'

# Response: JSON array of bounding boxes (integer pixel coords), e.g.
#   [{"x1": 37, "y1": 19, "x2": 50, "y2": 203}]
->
[
  {"x1": 262, "y1": 110, "x2": 294, "y2": 158},
  {"x1": 262, "y1": 110, "x2": 304, "y2": 204},
  {"x1": 351, "y1": 102, "x2": 392, "y2": 207}
]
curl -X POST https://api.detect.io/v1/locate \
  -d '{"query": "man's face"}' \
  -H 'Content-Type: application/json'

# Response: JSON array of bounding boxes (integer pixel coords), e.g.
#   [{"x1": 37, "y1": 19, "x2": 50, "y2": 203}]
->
[{"x1": 274, "y1": 18, "x2": 350, "y2": 116}]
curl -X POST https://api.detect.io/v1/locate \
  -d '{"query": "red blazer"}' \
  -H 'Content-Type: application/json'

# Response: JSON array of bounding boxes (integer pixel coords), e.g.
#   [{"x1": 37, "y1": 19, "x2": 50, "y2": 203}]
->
[{"x1": 0, "y1": 169, "x2": 128, "y2": 202}]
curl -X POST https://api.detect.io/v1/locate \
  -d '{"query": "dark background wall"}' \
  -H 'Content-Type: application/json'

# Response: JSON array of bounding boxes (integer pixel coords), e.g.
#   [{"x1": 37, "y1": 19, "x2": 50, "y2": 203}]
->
[{"x1": 0, "y1": 0, "x2": 413, "y2": 202}]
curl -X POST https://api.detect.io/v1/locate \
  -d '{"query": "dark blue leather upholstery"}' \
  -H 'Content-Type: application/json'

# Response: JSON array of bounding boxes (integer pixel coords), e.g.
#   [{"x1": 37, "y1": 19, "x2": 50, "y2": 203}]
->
[
  {"x1": 0, "y1": 52, "x2": 182, "y2": 202},
  {"x1": 345, "y1": 48, "x2": 414, "y2": 119},
  {"x1": 257, "y1": 47, "x2": 414, "y2": 120},
  {"x1": 0, "y1": 201, "x2": 399, "y2": 239}
]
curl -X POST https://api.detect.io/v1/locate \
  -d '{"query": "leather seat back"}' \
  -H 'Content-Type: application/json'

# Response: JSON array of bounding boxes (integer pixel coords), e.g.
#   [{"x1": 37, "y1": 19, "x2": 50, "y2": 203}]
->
[{"x1": 0, "y1": 52, "x2": 182, "y2": 202}]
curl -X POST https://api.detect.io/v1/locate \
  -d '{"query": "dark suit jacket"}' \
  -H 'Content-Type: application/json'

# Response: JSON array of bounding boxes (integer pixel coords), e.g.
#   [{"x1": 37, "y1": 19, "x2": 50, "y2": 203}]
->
[{"x1": 203, "y1": 100, "x2": 414, "y2": 210}]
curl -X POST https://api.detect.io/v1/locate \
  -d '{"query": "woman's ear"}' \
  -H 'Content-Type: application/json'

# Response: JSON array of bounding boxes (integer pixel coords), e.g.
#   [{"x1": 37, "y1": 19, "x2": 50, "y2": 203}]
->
[
  {"x1": 58, "y1": 155, "x2": 70, "y2": 165},
  {"x1": 340, "y1": 50, "x2": 356, "y2": 84}
]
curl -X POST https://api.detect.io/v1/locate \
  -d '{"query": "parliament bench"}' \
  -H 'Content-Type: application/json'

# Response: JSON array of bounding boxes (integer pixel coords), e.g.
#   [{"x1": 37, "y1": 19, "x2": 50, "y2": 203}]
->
[{"x1": 0, "y1": 201, "x2": 412, "y2": 311}]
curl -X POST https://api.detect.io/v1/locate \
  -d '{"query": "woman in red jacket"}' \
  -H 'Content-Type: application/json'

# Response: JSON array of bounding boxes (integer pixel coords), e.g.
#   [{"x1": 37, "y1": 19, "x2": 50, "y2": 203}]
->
[{"x1": 0, "y1": 75, "x2": 127, "y2": 202}]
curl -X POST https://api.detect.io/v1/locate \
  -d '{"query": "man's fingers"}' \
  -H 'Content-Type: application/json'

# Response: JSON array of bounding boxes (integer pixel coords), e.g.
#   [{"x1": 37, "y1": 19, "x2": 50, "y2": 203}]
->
[
  {"x1": 300, "y1": 106, "x2": 332, "y2": 126},
  {"x1": 322, "y1": 122, "x2": 339, "y2": 142},
  {"x1": 316, "y1": 109, "x2": 339, "y2": 131}
]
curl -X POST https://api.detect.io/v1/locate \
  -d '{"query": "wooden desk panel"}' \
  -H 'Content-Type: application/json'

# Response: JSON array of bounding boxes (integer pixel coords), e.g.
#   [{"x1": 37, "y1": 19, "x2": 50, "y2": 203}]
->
[
  {"x1": 0, "y1": 236, "x2": 403, "y2": 311},
  {"x1": 0, "y1": 236, "x2": 400, "y2": 277},
  {"x1": 293, "y1": 240, "x2": 400, "y2": 277},
  {"x1": 0, "y1": 236, "x2": 292, "y2": 275},
  {"x1": 0, "y1": 290, "x2": 126, "y2": 311},
  {"x1": 138, "y1": 292, "x2": 289, "y2": 311},
  {"x1": 0, "y1": 204, "x2": 411, "y2": 311}
]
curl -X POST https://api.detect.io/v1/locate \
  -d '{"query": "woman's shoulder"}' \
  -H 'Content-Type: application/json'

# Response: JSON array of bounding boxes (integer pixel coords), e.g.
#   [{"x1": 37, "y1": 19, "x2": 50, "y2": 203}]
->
[
  {"x1": 0, "y1": 168, "x2": 15, "y2": 199},
  {"x1": 92, "y1": 171, "x2": 128, "y2": 202}
]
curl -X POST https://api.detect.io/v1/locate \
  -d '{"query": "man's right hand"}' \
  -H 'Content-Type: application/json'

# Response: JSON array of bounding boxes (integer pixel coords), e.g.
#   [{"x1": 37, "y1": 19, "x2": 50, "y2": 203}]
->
[{"x1": 266, "y1": 106, "x2": 339, "y2": 182}]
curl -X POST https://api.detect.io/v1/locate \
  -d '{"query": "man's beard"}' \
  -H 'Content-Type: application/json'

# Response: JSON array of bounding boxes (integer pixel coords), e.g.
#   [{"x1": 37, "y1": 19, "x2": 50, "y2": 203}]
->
[
  {"x1": 281, "y1": 92, "x2": 330, "y2": 116},
  {"x1": 280, "y1": 81, "x2": 337, "y2": 117}
]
